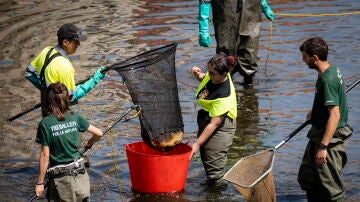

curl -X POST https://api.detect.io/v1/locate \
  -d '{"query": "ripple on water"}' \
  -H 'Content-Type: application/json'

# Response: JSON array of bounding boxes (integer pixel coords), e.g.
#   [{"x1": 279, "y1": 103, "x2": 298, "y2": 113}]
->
[{"x1": 0, "y1": 0, "x2": 359, "y2": 201}]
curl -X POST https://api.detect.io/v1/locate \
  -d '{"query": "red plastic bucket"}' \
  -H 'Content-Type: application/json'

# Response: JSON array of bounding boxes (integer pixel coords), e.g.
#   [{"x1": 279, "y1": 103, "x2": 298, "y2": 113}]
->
[{"x1": 125, "y1": 141, "x2": 191, "y2": 193}]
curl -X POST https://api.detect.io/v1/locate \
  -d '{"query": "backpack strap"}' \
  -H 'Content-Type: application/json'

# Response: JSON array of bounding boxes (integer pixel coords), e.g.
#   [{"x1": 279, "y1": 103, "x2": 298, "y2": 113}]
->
[{"x1": 39, "y1": 48, "x2": 61, "y2": 88}]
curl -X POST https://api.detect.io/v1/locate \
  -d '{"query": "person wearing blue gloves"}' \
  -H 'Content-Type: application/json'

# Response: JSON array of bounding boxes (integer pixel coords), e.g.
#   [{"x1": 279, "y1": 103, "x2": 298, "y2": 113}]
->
[
  {"x1": 199, "y1": 0, "x2": 274, "y2": 87},
  {"x1": 24, "y1": 23, "x2": 105, "y2": 116}
]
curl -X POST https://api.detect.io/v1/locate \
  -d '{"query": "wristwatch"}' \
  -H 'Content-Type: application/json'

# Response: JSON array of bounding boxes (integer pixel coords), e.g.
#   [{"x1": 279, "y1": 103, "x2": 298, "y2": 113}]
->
[{"x1": 319, "y1": 143, "x2": 328, "y2": 150}]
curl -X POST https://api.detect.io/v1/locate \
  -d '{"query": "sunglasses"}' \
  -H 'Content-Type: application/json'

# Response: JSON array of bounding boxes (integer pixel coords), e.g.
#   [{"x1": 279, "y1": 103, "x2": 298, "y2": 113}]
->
[{"x1": 68, "y1": 28, "x2": 83, "y2": 40}]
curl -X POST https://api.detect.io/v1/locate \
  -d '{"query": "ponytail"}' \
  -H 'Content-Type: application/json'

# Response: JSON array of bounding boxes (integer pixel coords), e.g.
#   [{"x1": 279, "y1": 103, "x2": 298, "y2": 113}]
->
[
  {"x1": 43, "y1": 82, "x2": 70, "y2": 120},
  {"x1": 208, "y1": 53, "x2": 235, "y2": 75}
]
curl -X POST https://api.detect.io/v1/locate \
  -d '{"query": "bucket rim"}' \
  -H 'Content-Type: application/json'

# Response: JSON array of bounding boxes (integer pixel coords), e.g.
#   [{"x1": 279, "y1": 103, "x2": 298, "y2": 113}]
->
[{"x1": 125, "y1": 141, "x2": 191, "y2": 157}]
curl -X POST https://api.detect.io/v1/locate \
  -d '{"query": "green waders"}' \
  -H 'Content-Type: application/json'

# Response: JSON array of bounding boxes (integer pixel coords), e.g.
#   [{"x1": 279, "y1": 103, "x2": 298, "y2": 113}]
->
[
  {"x1": 298, "y1": 126, "x2": 349, "y2": 202},
  {"x1": 211, "y1": 0, "x2": 262, "y2": 81},
  {"x1": 197, "y1": 111, "x2": 236, "y2": 182}
]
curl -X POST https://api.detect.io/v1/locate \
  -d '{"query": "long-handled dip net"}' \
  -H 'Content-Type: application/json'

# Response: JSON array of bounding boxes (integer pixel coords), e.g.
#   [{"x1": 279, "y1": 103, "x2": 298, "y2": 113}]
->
[
  {"x1": 223, "y1": 78, "x2": 359, "y2": 201},
  {"x1": 112, "y1": 43, "x2": 184, "y2": 149},
  {"x1": 222, "y1": 122, "x2": 309, "y2": 201}
]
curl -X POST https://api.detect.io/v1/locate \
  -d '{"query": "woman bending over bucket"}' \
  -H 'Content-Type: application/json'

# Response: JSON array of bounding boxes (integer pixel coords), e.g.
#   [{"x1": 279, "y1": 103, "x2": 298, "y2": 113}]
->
[
  {"x1": 190, "y1": 53, "x2": 237, "y2": 185},
  {"x1": 34, "y1": 82, "x2": 103, "y2": 201}
]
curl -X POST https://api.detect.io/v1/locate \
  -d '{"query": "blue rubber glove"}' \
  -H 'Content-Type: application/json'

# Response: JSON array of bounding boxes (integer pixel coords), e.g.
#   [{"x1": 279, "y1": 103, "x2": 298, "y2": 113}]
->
[
  {"x1": 198, "y1": 1, "x2": 211, "y2": 47},
  {"x1": 71, "y1": 66, "x2": 105, "y2": 102},
  {"x1": 261, "y1": 0, "x2": 275, "y2": 21},
  {"x1": 92, "y1": 65, "x2": 106, "y2": 81}
]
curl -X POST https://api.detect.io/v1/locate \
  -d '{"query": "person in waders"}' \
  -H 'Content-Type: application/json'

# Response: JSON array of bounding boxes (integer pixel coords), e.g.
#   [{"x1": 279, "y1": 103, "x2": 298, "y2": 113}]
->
[
  {"x1": 190, "y1": 53, "x2": 237, "y2": 186},
  {"x1": 24, "y1": 23, "x2": 105, "y2": 117},
  {"x1": 34, "y1": 82, "x2": 103, "y2": 201},
  {"x1": 198, "y1": 0, "x2": 274, "y2": 87},
  {"x1": 297, "y1": 37, "x2": 352, "y2": 202}
]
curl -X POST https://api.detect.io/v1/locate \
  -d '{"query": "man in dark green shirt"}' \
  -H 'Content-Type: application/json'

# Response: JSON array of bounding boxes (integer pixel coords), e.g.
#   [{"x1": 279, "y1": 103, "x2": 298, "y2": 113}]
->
[{"x1": 297, "y1": 37, "x2": 352, "y2": 202}]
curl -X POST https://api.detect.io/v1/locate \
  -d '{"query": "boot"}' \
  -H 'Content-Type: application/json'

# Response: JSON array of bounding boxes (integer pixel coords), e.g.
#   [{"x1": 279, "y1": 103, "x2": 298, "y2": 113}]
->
[{"x1": 243, "y1": 74, "x2": 254, "y2": 88}]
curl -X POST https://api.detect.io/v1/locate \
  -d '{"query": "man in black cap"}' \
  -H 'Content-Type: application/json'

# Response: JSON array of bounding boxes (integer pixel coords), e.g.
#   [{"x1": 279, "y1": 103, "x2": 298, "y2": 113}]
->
[{"x1": 24, "y1": 23, "x2": 105, "y2": 116}]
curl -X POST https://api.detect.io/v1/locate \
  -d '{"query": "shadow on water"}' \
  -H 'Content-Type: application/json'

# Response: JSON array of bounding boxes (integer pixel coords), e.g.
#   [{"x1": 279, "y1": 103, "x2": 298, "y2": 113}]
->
[
  {"x1": 0, "y1": 0, "x2": 359, "y2": 201},
  {"x1": 230, "y1": 85, "x2": 263, "y2": 160}
]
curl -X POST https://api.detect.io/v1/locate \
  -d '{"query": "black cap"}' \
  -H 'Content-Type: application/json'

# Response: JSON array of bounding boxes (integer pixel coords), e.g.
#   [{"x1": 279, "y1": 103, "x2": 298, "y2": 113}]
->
[{"x1": 57, "y1": 23, "x2": 87, "y2": 41}]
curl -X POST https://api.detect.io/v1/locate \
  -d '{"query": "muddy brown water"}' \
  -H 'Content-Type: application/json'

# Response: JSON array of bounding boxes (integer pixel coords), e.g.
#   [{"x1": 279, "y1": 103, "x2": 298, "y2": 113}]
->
[{"x1": 0, "y1": 0, "x2": 359, "y2": 201}]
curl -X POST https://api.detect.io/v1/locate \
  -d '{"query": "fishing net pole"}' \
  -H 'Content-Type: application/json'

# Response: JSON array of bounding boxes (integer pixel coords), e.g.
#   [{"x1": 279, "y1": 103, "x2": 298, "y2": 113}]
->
[{"x1": 111, "y1": 43, "x2": 184, "y2": 149}]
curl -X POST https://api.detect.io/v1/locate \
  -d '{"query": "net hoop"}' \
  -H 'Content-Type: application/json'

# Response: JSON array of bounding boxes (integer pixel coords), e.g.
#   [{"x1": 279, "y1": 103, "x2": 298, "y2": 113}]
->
[
  {"x1": 223, "y1": 148, "x2": 275, "y2": 188},
  {"x1": 112, "y1": 43, "x2": 183, "y2": 149},
  {"x1": 110, "y1": 43, "x2": 177, "y2": 72}
]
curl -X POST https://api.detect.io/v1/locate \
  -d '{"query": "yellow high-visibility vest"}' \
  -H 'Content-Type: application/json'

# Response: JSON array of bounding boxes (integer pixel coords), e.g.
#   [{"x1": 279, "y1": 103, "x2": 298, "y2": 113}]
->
[
  {"x1": 27, "y1": 46, "x2": 76, "y2": 95},
  {"x1": 196, "y1": 73, "x2": 237, "y2": 119}
]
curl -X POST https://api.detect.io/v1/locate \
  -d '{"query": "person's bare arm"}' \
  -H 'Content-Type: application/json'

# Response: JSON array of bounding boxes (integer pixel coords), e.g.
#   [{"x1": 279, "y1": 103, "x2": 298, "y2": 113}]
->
[
  {"x1": 315, "y1": 105, "x2": 340, "y2": 166},
  {"x1": 35, "y1": 145, "x2": 49, "y2": 197},
  {"x1": 190, "y1": 116, "x2": 224, "y2": 159},
  {"x1": 85, "y1": 124, "x2": 103, "y2": 148}
]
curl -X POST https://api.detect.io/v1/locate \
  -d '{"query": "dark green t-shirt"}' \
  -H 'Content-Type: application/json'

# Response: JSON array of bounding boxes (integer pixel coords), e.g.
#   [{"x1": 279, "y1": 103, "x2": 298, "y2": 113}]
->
[
  {"x1": 36, "y1": 112, "x2": 90, "y2": 166},
  {"x1": 311, "y1": 66, "x2": 348, "y2": 130}
]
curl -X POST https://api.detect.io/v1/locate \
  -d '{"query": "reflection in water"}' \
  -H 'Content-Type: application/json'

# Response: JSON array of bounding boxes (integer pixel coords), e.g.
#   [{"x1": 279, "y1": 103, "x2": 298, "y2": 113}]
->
[
  {"x1": 128, "y1": 191, "x2": 190, "y2": 202},
  {"x1": 0, "y1": 0, "x2": 359, "y2": 201},
  {"x1": 229, "y1": 85, "x2": 263, "y2": 161}
]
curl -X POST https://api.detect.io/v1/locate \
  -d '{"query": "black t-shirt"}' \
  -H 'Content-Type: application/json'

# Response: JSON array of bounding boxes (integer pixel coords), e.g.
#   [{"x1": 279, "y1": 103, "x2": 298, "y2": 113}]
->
[{"x1": 197, "y1": 79, "x2": 231, "y2": 100}]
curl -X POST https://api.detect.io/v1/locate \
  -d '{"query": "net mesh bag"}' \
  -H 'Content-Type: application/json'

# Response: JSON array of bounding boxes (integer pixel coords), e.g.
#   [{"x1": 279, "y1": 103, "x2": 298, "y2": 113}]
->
[
  {"x1": 233, "y1": 171, "x2": 276, "y2": 202},
  {"x1": 113, "y1": 43, "x2": 183, "y2": 149},
  {"x1": 223, "y1": 149, "x2": 274, "y2": 188},
  {"x1": 223, "y1": 149, "x2": 276, "y2": 201}
]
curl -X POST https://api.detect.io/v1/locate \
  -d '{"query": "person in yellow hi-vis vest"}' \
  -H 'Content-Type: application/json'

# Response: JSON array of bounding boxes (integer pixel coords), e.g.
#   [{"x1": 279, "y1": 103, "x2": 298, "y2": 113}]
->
[
  {"x1": 190, "y1": 53, "x2": 237, "y2": 186},
  {"x1": 24, "y1": 23, "x2": 105, "y2": 116}
]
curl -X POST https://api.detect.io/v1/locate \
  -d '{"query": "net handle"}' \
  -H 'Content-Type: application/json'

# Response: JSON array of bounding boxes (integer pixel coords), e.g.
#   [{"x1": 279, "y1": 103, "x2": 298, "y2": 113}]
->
[{"x1": 274, "y1": 77, "x2": 359, "y2": 150}]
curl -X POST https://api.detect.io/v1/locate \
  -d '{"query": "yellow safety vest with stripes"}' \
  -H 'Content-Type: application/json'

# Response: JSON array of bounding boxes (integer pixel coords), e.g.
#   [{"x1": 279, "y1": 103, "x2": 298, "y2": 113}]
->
[
  {"x1": 24, "y1": 46, "x2": 76, "y2": 96},
  {"x1": 196, "y1": 73, "x2": 237, "y2": 119}
]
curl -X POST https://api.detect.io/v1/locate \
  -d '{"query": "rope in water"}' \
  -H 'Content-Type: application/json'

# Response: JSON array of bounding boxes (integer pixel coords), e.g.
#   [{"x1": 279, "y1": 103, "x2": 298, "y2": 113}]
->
[
  {"x1": 264, "y1": 20, "x2": 272, "y2": 73},
  {"x1": 108, "y1": 109, "x2": 141, "y2": 201},
  {"x1": 109, "y1": 130, "x2": 126, "y2": 202},
  {"x1": 263, "y1": 11, "x2": 360, "y2": 71},
  {"x1": 276, "y1": 11, "x2": 360, "y2": 17}
]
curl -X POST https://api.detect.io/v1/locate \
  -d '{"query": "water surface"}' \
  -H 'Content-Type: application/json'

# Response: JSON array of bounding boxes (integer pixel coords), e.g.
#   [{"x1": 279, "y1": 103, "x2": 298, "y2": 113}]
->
[{"x1": 0, "y1": 0, "x2": 359, "y2": 201}]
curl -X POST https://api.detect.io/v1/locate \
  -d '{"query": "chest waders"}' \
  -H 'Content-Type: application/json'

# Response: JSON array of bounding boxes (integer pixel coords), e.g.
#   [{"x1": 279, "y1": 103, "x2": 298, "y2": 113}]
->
[
  {"x1": 212, "y1": 0, "x2": 261, "y2": 80},
  {"x1": 195, "y1": 74, "x2": 237, "y2": 183},
  {"x1": 39, "y1": 48, "x2": 61, "y2": 117}
]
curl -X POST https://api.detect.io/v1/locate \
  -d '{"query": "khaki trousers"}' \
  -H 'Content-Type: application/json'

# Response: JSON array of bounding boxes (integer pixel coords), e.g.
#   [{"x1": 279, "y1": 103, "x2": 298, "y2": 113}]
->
[{"x1": 47, "y1": 170, "x2": 90, "y2": 202}]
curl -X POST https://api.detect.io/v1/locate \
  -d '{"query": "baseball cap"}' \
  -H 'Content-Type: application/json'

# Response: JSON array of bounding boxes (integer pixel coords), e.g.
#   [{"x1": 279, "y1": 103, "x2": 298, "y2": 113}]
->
[{"x1": 57, "y1": 23, "x2": 87, "y2": 41}]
